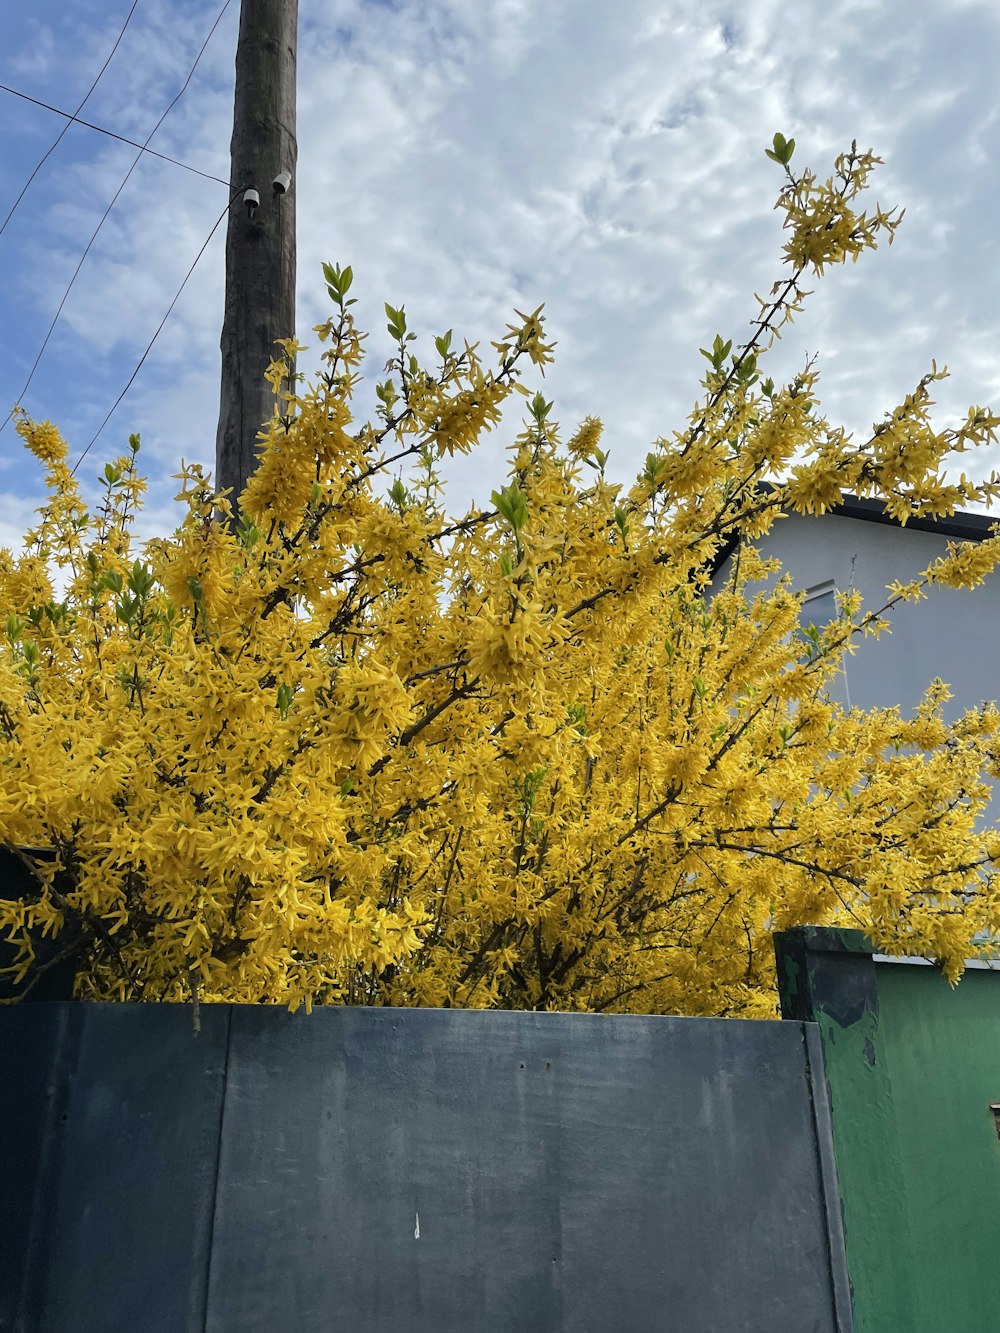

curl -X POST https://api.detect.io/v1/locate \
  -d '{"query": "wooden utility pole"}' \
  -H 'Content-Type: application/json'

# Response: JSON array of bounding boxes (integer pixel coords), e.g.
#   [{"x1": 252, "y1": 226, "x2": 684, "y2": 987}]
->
[{"x1": 216, "y1": 0, "x2": 298, "y2": 511}]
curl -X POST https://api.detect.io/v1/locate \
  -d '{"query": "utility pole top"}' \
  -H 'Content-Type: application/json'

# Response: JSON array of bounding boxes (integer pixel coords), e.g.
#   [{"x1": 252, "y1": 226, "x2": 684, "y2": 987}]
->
[{"x1": 216, "y1": 0, "x2": 298, "y2": 515}]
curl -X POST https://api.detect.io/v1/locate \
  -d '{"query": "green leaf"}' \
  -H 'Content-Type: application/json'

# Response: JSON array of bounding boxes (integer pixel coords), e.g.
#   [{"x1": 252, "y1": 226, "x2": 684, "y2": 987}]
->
[
  {"x1": 566, "y1": 703, "x2": 588, "y2": 736},
  {"x1": 702, "y1": 334, "x2": 733, "y2": 371},
  {"x1": 642, "y1": 452, "x2": 664, "y2": 486},
  {"x1": 385, "y1": 303, "x2": 407, "y2": 340},
  {"x1": 236, "y1": 517, "x2": 260, "y2": 551},
  {"x1": 127, "y1": 561, "x2": 154, "y2": 598},
  {"x1": 491, "y1": 482, "x2": 528, "y2": 535},
  {"x1": 323, "y1": 262, "x2": 354, "y2": 308},
  {"x1": 765, "y1": 131, "x2": 795, "y2": 166},
  {"x1": 530, "y1": 391, "x2": 553, "y2": 425},
  {"x1": 375, "y1": 380, "x2": 399, "y2": 410}
]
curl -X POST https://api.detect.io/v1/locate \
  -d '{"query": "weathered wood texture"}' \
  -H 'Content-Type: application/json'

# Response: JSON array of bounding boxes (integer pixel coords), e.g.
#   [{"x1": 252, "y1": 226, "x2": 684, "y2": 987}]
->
[{"x1": 216, "y1": 0, "x2": 298, "y2": 510}]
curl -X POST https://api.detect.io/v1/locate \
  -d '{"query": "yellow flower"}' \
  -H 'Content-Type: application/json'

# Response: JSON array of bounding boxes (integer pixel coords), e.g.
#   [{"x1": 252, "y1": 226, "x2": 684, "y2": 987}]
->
[{"x1": 2, "y1": 139, "x2": 999, "y2": 1015}]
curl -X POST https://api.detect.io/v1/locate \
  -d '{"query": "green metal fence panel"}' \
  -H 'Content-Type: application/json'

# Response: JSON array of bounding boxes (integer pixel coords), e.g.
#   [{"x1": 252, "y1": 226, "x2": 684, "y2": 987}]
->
[{"x1": 775, "y1": 926, "x2": 1000, "y2": 1333}]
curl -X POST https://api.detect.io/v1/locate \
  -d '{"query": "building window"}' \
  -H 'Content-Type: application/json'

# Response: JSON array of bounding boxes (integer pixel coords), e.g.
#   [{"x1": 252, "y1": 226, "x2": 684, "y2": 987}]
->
[{"x1": 801, "y1": 580, "x2": 851, "y2": 708}]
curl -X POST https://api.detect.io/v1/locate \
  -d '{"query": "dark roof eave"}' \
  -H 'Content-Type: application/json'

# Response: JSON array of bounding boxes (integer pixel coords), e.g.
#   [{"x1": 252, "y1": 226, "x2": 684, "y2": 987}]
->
[
  {"x1": 825, "y1": 490, "x2": 998, "y2": 541},
  {"x1": 708, "y1": 485, "x2": 998, "y2": 581}
]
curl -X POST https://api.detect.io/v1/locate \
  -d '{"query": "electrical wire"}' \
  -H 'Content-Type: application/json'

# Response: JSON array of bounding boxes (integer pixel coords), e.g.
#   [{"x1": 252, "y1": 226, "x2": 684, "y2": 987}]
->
[
  {"x1": 70, "y1": 188, "x2": 239, "y2": 475},
  {"x1": 0, "y1": 0, "x2": 142, "y2": 238},
  {"x1": 0, "y1": 0, "x2": 234, "y2": 438},
  {"x1": 0, "y1": 84, "x2": 230, "y2": 188}
]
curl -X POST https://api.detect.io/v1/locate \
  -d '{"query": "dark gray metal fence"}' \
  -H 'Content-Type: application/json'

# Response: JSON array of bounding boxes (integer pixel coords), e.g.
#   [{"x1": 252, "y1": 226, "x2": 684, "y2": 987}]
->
[{"x1": 2, "y1": 1003, "x2": 851, "y2": 1333}]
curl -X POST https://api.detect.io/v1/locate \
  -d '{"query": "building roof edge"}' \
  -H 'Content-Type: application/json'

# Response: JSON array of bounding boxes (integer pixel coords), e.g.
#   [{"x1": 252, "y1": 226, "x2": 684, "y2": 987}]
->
[{"x1": 755, "y1": 481, "x2": 998, "y2": 541}]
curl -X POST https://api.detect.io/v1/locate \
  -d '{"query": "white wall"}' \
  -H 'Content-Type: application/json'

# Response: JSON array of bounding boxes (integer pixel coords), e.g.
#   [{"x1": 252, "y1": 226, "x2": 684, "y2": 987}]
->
[{"x1": 721, "y1": 512, "x2": 1000, "y2": 721}]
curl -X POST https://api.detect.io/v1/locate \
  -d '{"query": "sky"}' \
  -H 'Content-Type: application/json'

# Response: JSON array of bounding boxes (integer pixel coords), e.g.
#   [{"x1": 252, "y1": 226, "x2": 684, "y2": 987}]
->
[{"x1": 1, "y1": 0, "x2": 999, "y2": 549}]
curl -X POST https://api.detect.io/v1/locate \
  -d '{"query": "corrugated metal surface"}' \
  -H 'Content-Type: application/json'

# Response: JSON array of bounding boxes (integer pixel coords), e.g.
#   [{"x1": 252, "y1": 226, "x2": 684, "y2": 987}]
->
[{"x1": 2, "y1": 1003, "x2": 851, "y2": 1333}]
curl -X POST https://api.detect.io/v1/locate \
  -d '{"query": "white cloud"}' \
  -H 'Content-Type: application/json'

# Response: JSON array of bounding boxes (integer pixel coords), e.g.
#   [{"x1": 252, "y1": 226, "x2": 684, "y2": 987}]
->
[
  {"x1": 3, "y1": 0, "x2": 1000, "y2": 531},
  {"x1": 6, "y1": 22, "x2": 58, "y2": 81}
]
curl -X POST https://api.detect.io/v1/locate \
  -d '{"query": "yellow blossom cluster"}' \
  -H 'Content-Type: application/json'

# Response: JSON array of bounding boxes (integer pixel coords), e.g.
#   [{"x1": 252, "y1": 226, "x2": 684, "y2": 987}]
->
[{"x1": 3, "y1": 145, "x2": 1000, "y2": 1015}]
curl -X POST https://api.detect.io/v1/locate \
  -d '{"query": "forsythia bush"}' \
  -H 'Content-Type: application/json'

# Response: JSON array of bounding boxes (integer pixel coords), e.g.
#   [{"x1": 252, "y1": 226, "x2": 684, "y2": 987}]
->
[{"x1": 4, "y1": 140, "x2": 1000, "y2": 1014}]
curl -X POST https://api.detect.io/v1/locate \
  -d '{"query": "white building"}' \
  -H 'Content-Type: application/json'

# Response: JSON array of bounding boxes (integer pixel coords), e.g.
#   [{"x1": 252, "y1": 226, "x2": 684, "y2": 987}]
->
[{"x1": 714, "y1": 494, "x2": 1000, "y2": 720}]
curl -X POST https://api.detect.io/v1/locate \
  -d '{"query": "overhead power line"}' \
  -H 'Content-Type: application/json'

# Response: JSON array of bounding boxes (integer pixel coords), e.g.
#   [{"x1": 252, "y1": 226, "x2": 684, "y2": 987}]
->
[
  {"x1": 0, "y1": 0, "x2": 234, "y2": 438},
  {"x1": 71, "y1": 189, "x2": 240, "y2": 475},
  {"x1": 0, "y1": 0, "x2": 142, "y2": 238},
  {"x1": 0, "y1": 84, "x2": 230, "y2": 188}
]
